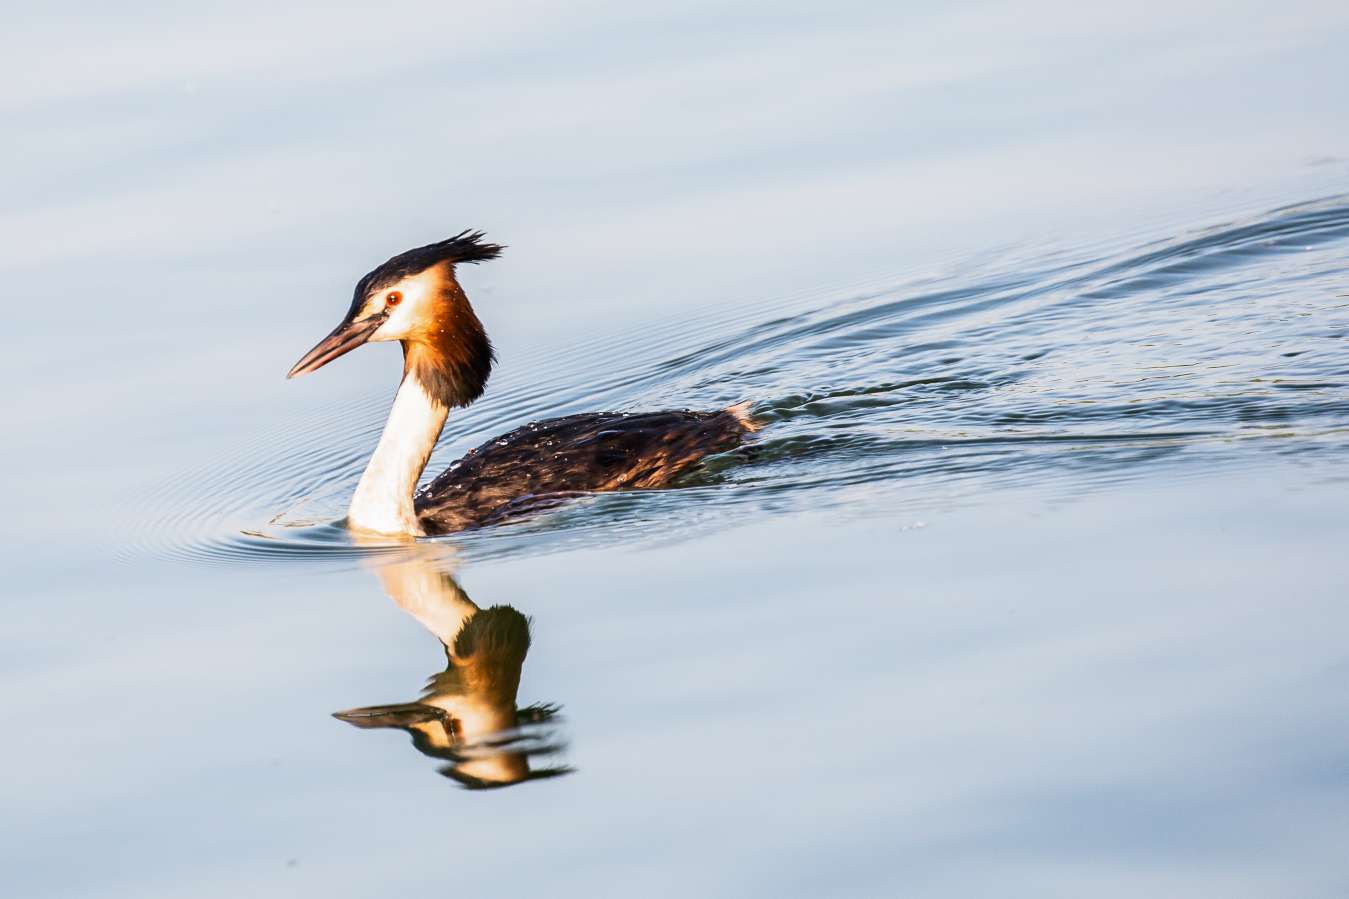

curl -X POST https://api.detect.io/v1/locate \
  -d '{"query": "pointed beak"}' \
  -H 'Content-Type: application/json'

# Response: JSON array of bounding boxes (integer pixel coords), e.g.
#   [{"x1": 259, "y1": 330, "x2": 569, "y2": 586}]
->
[{"x1": 287, "y1": 313, "x2": 387, "y2": 378}]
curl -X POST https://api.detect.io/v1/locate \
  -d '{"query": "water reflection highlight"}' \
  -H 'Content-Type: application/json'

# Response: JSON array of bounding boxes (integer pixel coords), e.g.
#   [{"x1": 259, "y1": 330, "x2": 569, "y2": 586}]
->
[{"x1": 335, "y1": 545, "x2": 571, "y2": 789}]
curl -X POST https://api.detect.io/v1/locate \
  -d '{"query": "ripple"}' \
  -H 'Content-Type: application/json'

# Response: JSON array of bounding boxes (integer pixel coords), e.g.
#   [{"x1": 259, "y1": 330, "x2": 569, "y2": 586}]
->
[{"x1": 135, "y1": 194, "x2": 1349, "y2": 567}]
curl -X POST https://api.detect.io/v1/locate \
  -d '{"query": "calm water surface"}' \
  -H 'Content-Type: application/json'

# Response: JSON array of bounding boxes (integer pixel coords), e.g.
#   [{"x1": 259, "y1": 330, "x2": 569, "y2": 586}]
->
[{"x1": 4, "y1": 3, "x2": 1349, "y2": 896}]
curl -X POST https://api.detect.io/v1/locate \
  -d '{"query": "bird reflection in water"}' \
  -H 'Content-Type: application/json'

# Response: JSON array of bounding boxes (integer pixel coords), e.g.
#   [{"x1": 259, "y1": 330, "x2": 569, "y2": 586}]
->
[{"x1": 334, "y1": 544, "x2": 571, "y2": 789}]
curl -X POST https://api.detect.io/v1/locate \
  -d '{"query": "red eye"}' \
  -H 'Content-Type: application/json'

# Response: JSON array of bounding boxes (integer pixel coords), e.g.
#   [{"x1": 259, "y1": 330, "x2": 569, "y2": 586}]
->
[{"x1": 386, "y1": 291, "x2": 402, "y2": 306}]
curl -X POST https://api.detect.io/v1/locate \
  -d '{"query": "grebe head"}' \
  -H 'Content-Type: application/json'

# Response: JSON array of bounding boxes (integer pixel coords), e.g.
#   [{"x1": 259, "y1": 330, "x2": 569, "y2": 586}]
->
[{"x1": 287, "y1": 230, "x2": 502, "y2": 407}]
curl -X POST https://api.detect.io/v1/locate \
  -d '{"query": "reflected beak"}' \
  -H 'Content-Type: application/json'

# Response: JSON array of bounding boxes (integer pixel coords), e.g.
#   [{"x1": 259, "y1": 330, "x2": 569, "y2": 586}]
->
[
  {"x1": 286, "y1": 313, "x2": 387, "y2": 378},
  {"x1": 333, "y1": 703, "x2": 447, "y2": 729}
]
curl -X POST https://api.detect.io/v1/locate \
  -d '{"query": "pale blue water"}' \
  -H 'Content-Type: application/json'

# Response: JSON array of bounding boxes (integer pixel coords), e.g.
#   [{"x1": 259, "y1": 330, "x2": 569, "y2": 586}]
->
[{"x1": 3, "y1": 3, "x2": 1349, "y2": 897}]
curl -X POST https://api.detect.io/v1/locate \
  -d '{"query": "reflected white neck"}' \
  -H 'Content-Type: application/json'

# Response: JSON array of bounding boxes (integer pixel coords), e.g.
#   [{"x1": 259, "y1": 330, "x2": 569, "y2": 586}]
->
[{"x1": 348, "y1": 374, "x2": 448, "y2": 536}]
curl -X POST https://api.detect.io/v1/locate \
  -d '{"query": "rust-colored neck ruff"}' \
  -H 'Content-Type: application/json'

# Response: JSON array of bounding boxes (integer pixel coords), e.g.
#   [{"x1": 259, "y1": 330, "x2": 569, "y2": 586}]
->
[{"x1": 401, "y1": 270, "x2": 494, "y2": 411}]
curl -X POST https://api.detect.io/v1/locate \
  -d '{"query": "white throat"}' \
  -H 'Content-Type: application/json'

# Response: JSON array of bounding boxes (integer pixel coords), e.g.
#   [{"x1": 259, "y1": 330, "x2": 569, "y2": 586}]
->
[{"x1": 348, "y1": 374, "x2": 448, "y2": 536}]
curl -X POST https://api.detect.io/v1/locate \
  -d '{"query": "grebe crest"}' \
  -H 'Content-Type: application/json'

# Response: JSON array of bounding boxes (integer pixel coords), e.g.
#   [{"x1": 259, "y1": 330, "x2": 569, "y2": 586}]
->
[{"x1": 290, "y1": 230, "x2": 501, "y2": 410}]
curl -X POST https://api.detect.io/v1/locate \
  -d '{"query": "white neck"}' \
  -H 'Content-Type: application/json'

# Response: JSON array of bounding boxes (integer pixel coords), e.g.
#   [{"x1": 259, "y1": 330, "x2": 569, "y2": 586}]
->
[{"x1": 348, "y1": 374, "x2": 448, "y2": 536}]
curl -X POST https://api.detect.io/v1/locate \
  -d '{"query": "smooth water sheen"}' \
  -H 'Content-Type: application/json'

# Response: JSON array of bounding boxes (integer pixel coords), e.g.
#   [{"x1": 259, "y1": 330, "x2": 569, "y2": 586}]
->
[{"x1": 4, "y1": 4, "x2": 1349, "y2": 897}]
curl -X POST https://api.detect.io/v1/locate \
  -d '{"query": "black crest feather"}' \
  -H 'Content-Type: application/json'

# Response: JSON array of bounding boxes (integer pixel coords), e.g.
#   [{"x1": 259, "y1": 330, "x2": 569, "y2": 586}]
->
[{"x1": 353, "y1": 230, "x2": 504, "y2": 302}]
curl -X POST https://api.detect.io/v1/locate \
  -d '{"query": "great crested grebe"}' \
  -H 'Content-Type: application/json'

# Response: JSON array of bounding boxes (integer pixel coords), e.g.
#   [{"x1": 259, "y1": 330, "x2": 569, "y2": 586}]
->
[{"x1": 288, "y1": 231, "x2": 758, "y2": 536}]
